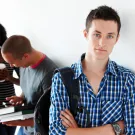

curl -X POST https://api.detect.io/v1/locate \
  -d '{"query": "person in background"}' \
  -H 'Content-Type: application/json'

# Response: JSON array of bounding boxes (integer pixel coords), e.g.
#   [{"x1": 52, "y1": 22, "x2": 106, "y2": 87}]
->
[
  {"x1": 0, "y1": 24, "x2": 20, "y2": 135},
  {"x1": 1, "y1": 35, "x2": 57, "y2": 135}
]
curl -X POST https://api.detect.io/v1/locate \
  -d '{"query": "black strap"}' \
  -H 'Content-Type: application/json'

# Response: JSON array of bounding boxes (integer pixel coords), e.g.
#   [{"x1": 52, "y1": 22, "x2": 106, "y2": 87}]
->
[{"x1": 55, "y1": 67, "x2": 80, "y2": 117}]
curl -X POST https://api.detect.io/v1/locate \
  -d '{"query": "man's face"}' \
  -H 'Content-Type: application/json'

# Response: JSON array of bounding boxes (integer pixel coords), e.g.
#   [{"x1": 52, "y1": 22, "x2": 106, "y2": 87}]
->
[
  {"x1": 1, "y1": 52, "x2": 28, "y2": 68},
  {"x1": 84, "y1": 19, "x2": 119, "y2": 60}
]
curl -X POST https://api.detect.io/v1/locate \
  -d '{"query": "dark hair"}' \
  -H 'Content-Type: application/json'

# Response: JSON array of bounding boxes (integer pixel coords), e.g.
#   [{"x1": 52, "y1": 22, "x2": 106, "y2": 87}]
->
[
  {"x1": 86, "y1": 5, "x2": 121, "y2": 34},
  {"x1": 2, "y1": 35, "x2": 32, "y2": 59},
  {"x1": 0, "y1": 24, "x2": 7, "y2": 47}
]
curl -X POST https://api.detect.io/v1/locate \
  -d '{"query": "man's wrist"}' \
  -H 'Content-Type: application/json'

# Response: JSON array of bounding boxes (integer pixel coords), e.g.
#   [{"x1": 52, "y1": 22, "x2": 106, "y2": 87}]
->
[
  {"x1": 106, "y1": 124, "x2": 116, "y2": 135},
  {"x1": 20, "y1": 96, "x2": 26, "y2": 104},
  {"x1": 112, "y1": 122, "x2": 122, "y2": 135}
]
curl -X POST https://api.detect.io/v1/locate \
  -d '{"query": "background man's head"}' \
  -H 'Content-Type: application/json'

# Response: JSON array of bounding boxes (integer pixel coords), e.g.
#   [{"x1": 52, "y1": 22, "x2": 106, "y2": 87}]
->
[
  {"x1": 0, "y1": 24, "x2": 7, "y2": 62},
  {"x1": 0, "y1": 24, "x2": 7, "y2": 47},
  {"x1": 1, "y1": 35, "x2": 33, "y2": 67}
]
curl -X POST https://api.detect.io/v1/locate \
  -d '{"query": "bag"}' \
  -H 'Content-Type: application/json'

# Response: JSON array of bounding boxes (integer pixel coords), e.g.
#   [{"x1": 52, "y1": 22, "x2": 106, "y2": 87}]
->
[{"x1": 34, "y1": 67, "x2": 80, "y2": 135}]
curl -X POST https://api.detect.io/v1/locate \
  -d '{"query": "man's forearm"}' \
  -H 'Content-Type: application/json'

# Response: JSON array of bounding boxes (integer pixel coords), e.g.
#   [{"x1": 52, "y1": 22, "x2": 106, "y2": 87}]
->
[
  {"x1": 2, "y1": 118, "x2": 34, "y2": 126},
  {"x1": 66, "y1": 124, "x2": 115, "y2": 135}
]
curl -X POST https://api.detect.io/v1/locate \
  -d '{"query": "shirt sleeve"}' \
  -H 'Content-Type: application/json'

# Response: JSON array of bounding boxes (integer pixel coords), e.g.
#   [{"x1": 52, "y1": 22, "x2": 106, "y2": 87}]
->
[
  {"x1": 123, "y1": 73, "x2": 135, "y2": 135},
  {"x1": 49, "y1": 72, "x2": 70, "y2": 135}
]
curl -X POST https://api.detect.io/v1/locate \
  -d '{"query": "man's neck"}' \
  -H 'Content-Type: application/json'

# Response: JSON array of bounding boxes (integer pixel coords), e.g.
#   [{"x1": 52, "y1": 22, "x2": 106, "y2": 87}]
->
[
  {"x1": 29, "y1": 49, "x2": 44, "y2": 66},
  {"x1": 82, "y1": 53, "x2": 108, "y2": 74}
]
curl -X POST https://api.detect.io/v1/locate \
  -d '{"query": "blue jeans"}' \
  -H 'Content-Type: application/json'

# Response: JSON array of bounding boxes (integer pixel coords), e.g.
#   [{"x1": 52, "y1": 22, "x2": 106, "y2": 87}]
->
[
  {"x1": 0, "y1": 123, "x2": 16, "y2": 135},
  {"x1": 17, "y1": 127, "x2": 27, "y2": 135}
]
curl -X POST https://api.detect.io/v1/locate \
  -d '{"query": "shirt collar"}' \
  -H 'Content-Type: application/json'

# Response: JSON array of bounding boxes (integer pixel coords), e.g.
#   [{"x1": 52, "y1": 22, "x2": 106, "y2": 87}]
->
[
  {"x1": 106, "y1": 60, "x2": 118, "y2": 76},
  {"x1": 72, "y1": 53, "x2": 85, "y2": 79},
  {"x1": 73, "y1": 53, "x2": 117, "y2": 79}
]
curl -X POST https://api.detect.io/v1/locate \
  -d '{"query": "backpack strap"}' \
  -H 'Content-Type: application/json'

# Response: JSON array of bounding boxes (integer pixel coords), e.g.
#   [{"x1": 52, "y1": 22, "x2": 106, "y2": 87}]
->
[{"x1": 54, "y1": 67, "x2": 80, "y2": 117}]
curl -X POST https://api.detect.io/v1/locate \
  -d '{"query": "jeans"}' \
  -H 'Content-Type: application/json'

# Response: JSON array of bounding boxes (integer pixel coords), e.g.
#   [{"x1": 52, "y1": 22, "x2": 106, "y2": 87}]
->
[
  {"x1": 0, "y1": 123, "x2": 16, "y2": 135},
  {"x1": 17, "y1": 127, "x2": 27, "y2": 135}
]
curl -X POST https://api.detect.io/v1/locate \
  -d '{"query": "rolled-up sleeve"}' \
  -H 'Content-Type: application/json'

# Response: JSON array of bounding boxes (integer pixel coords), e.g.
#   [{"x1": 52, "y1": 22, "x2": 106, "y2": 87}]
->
[
  {"x1": 49, "y1": 72, "x2": 69, "y2": 135},
  {"x1": 124, "y1": 73, "x2": 135, "y2": 135}
]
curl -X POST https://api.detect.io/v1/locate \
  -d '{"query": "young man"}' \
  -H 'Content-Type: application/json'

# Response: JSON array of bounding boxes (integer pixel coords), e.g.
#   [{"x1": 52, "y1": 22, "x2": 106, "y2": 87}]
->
[
  {"x1": 49, "y1": 6, "x2": 135, "y2": 135},
  {"x1": 1, "y1": 35, "x2": 57, "y2": 135},
  {"x1": 0, "y1": 24, "x2": 19, "y2": 135}
]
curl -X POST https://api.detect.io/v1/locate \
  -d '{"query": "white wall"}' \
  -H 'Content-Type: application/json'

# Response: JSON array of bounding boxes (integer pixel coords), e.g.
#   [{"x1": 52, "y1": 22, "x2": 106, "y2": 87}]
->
[
  {"x1": 0, "y1": 0, "x2": 135, "y2": 69},
  {"x1": 0, "y1": 1, "x2": 134, "y2": 134}
]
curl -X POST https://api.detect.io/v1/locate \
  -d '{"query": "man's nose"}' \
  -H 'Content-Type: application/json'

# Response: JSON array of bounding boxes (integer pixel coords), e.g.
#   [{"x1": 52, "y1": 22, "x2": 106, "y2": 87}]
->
[{"x1": 99, "y1": 38, "x2": 107, "y2": 47}]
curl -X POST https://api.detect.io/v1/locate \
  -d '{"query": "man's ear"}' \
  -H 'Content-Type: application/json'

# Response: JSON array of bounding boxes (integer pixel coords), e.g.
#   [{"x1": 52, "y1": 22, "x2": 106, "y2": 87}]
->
[{"x1": 83, "y1": 29, "x2": 88, "y2": 39}]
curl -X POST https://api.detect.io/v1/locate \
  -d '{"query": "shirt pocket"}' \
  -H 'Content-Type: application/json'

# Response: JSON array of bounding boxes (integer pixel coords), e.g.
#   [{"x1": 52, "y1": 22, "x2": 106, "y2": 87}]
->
[
  {"x1": 101, "y1": 100, "x2": 123, "y2": 125},
  {"x1": 124, "y1": 93, "x2": 135, "y2": 111}
]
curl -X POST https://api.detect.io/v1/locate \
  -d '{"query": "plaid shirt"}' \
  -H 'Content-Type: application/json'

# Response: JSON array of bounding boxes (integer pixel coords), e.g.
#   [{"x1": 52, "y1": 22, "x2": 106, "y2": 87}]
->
[{"x1": 49, "y1": 54, "x2": 135, "y2": 135}]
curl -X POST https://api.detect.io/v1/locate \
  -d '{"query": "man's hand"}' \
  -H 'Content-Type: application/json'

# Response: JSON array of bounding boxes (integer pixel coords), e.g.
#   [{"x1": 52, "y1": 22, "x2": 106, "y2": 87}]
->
[
  {"x1": 2, "y1": 118, "x2": 34, "y2": 126},
  {"x1": 60, "y1": 109, "x2": 78, "y2": 128},
  {"x1": 6, "y1": 96, "x2": 24, "y2": 105}
]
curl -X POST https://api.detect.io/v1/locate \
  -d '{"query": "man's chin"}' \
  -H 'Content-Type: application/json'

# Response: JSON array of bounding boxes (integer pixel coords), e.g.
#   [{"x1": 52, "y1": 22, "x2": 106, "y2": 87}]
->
[{"x1": 95, "y1": 55, "x2": 108, "y2": 61}]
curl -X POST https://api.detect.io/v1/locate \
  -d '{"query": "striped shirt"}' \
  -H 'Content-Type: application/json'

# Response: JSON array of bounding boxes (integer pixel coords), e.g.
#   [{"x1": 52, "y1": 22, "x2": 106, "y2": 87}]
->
[
  {"x1": 49, "y1": 54, "x2": 135, "y2": 135},
  {"x1": 0, "y1": 62, "x2": 17, "y2": 108}
]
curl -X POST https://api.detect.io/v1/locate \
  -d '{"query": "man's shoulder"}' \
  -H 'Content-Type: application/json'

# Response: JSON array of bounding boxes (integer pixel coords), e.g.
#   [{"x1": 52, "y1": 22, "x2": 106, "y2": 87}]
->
[
  {"x1": 53, "y1": 62, "x2": 80, "y2": 80},
  {"x1": 112, "y1": 61, "x2": 135, "y2": 78},
  {"x1": 42, "y1": 55, "x2": 57, "y2": 66}
]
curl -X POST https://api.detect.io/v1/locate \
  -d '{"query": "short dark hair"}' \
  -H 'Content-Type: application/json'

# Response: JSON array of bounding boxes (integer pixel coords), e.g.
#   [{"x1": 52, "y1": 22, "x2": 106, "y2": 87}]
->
[
  {"x1": 0, "y1": 24, "x2": 7, "y2": 47},
  {"x1": 2, "y1": 35, "x2": 32, "y2": 59},
  {"x1": 86, "y1": 5, "x2": 121, "y2": 34}
]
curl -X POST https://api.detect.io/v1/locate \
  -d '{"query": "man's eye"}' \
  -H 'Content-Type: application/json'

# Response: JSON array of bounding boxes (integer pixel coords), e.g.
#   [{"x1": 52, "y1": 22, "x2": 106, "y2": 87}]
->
[
  {"x1": 94, "y1": 34, "x2": 100, "y2": 38},
  {"x1": 107, "y1": 35, "x2": 114, "y2": 39}
]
